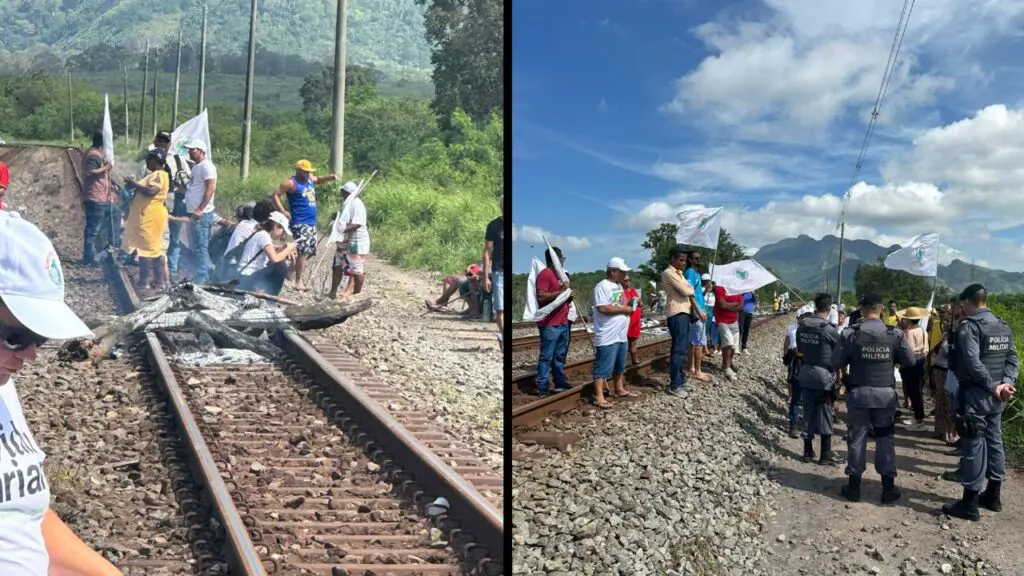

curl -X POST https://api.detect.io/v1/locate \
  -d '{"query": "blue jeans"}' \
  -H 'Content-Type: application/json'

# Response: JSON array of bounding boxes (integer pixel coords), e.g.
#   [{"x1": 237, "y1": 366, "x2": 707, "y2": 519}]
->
[
  {"x1": 593, "y1": 341, "x2": 627, "y2": 380},
  {"x1": 188, "y1": 211, "x2": 216, "y2": 283},
  {"x1": 491, "y1": 270, "x2": 504, "y2": 312},
  {"x1": 238, "y1": 262, "x2": 288, "y2": 296},
  {"x1": 167, "y1": 195, "x2": 187, "y2": 273},
  {"x1": 536, "y1": 324, "x2": 569, "y2": 392},
  {"x1": 789, "y1": 380, "x2": 801, "y2": 425},
  {"x1": 83, "y1": 201, "x2": 113, "y2": 264},
  {"x1": 667, "y1": 313, "x2": 692, "y2": 390}
]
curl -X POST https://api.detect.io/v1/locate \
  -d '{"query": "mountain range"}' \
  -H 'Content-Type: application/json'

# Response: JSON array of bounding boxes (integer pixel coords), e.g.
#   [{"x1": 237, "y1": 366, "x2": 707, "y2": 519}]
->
[
  {"x1": 0, "y1": 0, "x2": 430, "y2": 80},
  {"x1": 753, "y1": 234, "x2": 1024, "y2": 294}
]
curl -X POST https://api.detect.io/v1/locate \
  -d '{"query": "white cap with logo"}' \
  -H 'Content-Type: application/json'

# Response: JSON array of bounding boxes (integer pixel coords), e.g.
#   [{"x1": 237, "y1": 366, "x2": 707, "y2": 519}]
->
[
  {"x1": 607, "y1": 257, "x2": 631, "y2": 271},
  {"x1": 0, "y1": 211, "x2": 94, "y2": 340}
]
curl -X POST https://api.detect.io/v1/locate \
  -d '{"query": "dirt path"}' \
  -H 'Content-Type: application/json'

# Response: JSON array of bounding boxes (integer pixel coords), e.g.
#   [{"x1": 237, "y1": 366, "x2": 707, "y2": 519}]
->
[{"x1": 757, "y1": 381, "x2": 1024, "y2": 575}]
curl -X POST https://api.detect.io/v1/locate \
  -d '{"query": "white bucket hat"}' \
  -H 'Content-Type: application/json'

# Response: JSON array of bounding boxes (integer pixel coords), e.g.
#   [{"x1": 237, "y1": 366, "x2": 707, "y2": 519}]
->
[
  {"x1": 268, "y1": 211, "x2": 290, "y2": 229},
  {"x1": 0, "y1": 211, "x2": 93, "y2": 340}
]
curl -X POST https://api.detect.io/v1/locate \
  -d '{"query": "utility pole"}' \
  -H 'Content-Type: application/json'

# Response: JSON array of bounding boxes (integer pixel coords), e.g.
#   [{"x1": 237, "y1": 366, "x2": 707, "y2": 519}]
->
[
  {"x1": 329, "y1": 0, "x2": 349, "y2": 174},
  {"x1": 123, "y1": 65, "x2": 130, "y2": 144},
  {"x1": 835, "y1": 221, "x2": 846, "y2": 306},
  {"x1": 151, "y1": 67, "x2": 159, "y2": 138},
  {"x1": 67, "y1": 69, "x2": 74, "y2": 143},
  {"x1": 240, "y1": 0, "x2": 259, "y2": 180},
  {"x1": 138, "y1": 40, "x2": 150, "y2": 148},
  {"x1": 172, "y1": 27, "x2": 183, "y2": 128},
  {"x1": 196, "y1": 2, "x2": 208, "y2": 115}
]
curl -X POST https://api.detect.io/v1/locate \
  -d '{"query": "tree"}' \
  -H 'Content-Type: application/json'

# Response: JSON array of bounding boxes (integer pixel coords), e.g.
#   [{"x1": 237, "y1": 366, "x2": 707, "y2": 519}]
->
[
  {"x1": 415, "y1": 0, "x2": 503, "y2": 129},
  {"x1": 299, "y1": 64, "x2": 382, "y2": 112},
  {"x1": 638, "y1": 223, "x2": 746, "y2": 286},
  {"x1": 853, "y1": 260, "x2": 947, "y2": 307}
]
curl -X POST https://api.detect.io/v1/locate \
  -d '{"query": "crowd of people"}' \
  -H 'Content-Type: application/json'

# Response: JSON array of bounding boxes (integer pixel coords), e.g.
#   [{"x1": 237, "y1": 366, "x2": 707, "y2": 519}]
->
[{"x1": 75, "y1": 132, "x2": 373, "y2": 298}]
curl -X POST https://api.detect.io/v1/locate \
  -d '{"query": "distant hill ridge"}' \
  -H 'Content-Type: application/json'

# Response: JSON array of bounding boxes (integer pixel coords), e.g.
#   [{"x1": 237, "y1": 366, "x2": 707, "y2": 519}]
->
[{"x1": 753, "y1": 234, "x2": 1024, "y2": 293}]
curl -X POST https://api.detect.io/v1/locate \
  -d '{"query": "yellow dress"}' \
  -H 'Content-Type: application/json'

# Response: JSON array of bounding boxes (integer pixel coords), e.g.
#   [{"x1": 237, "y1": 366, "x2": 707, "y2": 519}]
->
[{"x1": 124, "y1": 170, "x2": 170, "y2": 258}]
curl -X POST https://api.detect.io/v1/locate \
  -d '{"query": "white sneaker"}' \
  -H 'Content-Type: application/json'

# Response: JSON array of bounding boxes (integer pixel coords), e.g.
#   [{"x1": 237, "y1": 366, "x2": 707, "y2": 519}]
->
[
  {"x1": 725, "y1": 367, "x2": 737, "y2": 381},
  {"x1": 742, "y1": 349, "x2": 750, "y2": 355},
  {"x1": 906, "y1": 420, "x2": 929, "y2": 432}
]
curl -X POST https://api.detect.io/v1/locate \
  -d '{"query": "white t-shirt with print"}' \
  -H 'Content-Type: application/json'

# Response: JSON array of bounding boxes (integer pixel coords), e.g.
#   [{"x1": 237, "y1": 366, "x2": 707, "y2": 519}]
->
[
  {"x1": 0, "y1": 380, "x2": 51, "y2": 575},
  {"x1": 238, "y1": 230, "x2": 272, "y2": 276},
  {"x1": 185, "y1": 159, "x2": 217, "y2": 214},
  {"x1": 591, "y1": 279, "x2": 628, "y2": 347},
  {"x1": 705, "y1": 291, "x2": 716, "y2": 322}
]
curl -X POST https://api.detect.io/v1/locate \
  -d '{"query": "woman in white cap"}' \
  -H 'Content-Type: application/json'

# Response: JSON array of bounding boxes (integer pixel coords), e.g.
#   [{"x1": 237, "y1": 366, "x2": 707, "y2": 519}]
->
[
  {"x1": 0, "y1": 211, "x2": 122, "y2": 575},
  {"x1": 237, "y1": 210, "x2": 297, "y2": 296}
]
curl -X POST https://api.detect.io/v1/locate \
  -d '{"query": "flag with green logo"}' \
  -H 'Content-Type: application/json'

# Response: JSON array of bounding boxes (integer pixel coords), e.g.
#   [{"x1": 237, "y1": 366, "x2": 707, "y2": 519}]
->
[
  {"x1": 708, "y1": 259, "x2": 778, "y2": 295},
  {"x1": 675, "y1": 206, "x2": 723, "y2": 249},
  {"x1": 883, "y1": 232, "x2": 939, "y2": 277}
]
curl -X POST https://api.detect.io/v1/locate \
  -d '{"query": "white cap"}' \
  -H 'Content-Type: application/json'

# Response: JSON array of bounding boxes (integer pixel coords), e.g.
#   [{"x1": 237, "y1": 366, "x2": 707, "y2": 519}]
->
[
  {"x1": 268, "y1": 211, "x2": 290, "y2": 229},
  {"x1": 701, "y1": 273, "x2": 711, "y2": 281},
  {"x1": 607, "y1": 257, "x2": 631, "y2": 271},
  {"x1": 0, "y1": 212, "x2": 93, "y2": 340},
  {"x1": 341, "y1": 181, "x2": 358, "y2": 194},
  {"x1": 184, "y1": 139, "x2": 208, "y2": 153}
]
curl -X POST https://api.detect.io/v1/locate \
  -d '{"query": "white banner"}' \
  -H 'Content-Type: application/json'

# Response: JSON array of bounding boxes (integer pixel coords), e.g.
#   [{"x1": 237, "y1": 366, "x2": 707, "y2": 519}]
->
[
  {"x1": 170, "y1": 109, "x2": 212, "y2": 160},
  {"x1": 708, "y1": 259, "x2": 778, "y2": 295},
  {"x1": 920, "y1": 291, "x2": 935, "y2": 334},
  {"x1": 883, "y1": 232, "x2": 939, "y2": 277},
  {"x1": 101, "y1": 94, "x2": 114, "y2": 162},
  {"x1": 675, "y1": 206, "x2": 723, "y2": 249},
  {"x1": 522, "y1": 258, "x2": 573, "y2": 322}
]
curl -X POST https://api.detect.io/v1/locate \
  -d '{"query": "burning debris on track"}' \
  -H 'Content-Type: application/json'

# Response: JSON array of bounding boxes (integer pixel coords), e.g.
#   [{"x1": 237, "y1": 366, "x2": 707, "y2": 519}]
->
[{"x1": 59, "y1": 283, "x2": 372, "y2": 364}]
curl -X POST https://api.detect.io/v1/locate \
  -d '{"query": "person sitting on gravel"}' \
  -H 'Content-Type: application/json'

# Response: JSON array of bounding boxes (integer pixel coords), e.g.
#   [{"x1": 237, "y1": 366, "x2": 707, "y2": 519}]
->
[
  {"x1": 592, "y1": 257, "x2": 639, "y2": 408},
  {"x1": 796, "y1": 293, "x2": 844, "y2": 465},
  {"x1": 237, "y1": 211, "x2": 298, "y2": 296},
  {"x1": 832, "y1": 292, "x2": 916, "y2": 504},
  {"x1": 0, "y1": 211, "x2": 124, "y2": 575},
  {"x1": 533, "y1": 247, "x2": 572, "y2": 398},
  {"x1": 426, "y1": 263, "x2": 483, "y2": 314}
]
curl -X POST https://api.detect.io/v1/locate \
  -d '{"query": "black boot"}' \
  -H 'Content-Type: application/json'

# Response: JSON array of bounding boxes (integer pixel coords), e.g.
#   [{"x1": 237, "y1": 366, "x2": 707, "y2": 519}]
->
[
  {"x1": 788, "y1": 423, "x2": 800, "y2": 438},
  {"x1": 802, "y1": 437, "x2": 816, "y2": 463},
  {"x1": 818, "y1": 435, "x2": 843, "y2": 465},
  {"x1": 942, "y1": 489, "x2": 980, "y2": 521},
  {"x1": 840, "y1": 475, "x2": 861, "y2": 502},
  {"x1": 979, "y1": 481, "x2": 1002, "y2": 512},
  {"x1": 881, "y1": 475, "x2": 901, "y2": 504}
]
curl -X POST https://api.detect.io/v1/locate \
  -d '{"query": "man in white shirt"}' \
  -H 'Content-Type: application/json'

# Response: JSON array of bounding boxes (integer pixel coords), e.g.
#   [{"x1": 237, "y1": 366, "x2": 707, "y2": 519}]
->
[
  {"x1": 590, "y1": 257, "x2": 638, "y2": 409},
  {"x1": 183, "y1": 139, "x2": 217, "y2": 283},
  {"x1": 328, "y1": 181, "x2": 370, "y2": 299}
]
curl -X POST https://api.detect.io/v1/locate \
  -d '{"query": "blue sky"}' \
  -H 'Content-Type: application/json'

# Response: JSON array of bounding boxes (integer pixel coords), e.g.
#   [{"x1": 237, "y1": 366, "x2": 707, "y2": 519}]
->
[{"x1": 512, "y1": 0, "x2": 1024, "y2": 275}]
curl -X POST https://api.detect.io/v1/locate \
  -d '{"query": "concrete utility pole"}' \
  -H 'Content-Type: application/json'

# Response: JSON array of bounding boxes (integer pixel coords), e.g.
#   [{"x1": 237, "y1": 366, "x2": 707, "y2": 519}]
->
[
  {"x1": 67, "y1": 69, "x2": 74, "y2": 143},
  {"x1": 240, "y1": 0, "x2": 259, "y2": 180},
  {"x1": 151, "y1": 68, "x2": 159, "y2": 138},
  {"x1": 173, "y1": 27, "x2": 183, "y2": 129},
  {"x1": 123, "y1": 65, "x2": 130, "y2": 144},
  {"x1": 836, "y1": 221, "x2": 846, "y2": 305},
  {"x1": 138, "y1": 40, "x2": 150, "y2": 148},
  {"x1": 196, "y1": 2, "x2": 208, "y2": 115},
  {"x1": 329, "y1": 0, "x2": 349, "y2": 174}
]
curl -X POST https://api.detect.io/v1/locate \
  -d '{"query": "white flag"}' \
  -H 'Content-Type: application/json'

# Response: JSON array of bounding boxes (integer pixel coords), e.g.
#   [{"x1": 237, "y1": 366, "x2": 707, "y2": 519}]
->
[
  {"x1": 101, "y1": 94, "x2": 114, "y2": 162},
  {"x1": 675, "y1": 206, "x2": 724, "y2": 249},
  {"x1": 920, "y1": 291, "x2": 935, "y2": 334},
  {"x1": 883, "y1": 233, "x2": 939, "y2": 277},
  {"x1": 170, "y1": 109, "x2": 212, "y2": 160},
  {"x1": 522, "y1": 258, "x2": 572, "y2": 322},
  {"x1": 708, "y1": 259, "x2": 778, "y2": 295}
]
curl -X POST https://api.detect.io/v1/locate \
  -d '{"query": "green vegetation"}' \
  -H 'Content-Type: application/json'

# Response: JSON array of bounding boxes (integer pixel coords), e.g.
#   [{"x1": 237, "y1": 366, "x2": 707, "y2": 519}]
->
[
  {"x1": 0, "y1": 63, "x2": 501, "y2": 274},
  {"x1": 988, "y1": 295, "x2": 1024, "y2": 463},
  {"x1": 0, "y1": 0, "x2": 431, "y2": 83}
]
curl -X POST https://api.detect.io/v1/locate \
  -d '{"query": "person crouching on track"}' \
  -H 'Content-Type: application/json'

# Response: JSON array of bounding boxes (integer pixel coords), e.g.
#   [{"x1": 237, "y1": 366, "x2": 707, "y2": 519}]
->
[
  {"x1": 426, "y1": 263, "x2": 483, "y2": 314},
  {"x1": 796, "y1": 293, "x2": 844, "y2": 464},
  {"x1": 237, "y1": 211, "x2": 298, "y2": 296},
  {"x1": 0, "y1": 211, "x2": 124, "y2": 575},
  {"x1": 122, "y1": 147, "x2": 171, "y2": 292},
  {"x1": 832, "y1": 293, "x2": 916, "y2": 504}
]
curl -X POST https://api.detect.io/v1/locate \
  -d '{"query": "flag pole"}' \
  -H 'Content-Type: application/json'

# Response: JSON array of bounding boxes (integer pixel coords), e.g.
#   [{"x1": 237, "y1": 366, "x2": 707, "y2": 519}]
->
[{"x1": 542, "y1": 236, "x2": 596, "y2": 351}]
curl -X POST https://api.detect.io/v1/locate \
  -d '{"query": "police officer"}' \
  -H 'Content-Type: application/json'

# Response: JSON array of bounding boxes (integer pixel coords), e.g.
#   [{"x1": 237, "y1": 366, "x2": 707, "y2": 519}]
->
[
  {"x1": 796, "y1": 293, "x2": 843, "y2": 463},
  {"x1": 942, "y1": 283, "x2": 1018, "y2": 520},
  {"x1": 831, "y1": 293, "x2": 915, "y2": 503}
]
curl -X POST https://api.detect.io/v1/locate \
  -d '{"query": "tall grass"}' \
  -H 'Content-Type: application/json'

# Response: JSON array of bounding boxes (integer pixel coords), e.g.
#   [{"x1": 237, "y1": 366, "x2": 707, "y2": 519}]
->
[{"x1": 989, "y1": 295, "x2": 1024, "y2": 462}]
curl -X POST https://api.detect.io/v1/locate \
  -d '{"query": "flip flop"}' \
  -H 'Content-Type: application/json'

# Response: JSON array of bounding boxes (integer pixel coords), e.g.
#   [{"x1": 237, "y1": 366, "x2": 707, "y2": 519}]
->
[
  {"x1": 616, "y1": 390, "x2": 640, "y2": 398},
  {"x1": 594, "y1": 400, "x2": 613, "y2": 409}
]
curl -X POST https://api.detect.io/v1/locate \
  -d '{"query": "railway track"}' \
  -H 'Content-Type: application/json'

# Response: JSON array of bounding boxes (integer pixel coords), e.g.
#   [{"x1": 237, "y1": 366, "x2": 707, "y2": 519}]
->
[
  {"x1": 57, "y1": 147, "x2": 503, "y2": 574},
  {"x1": 511, "y1": 315, "x2": 783, "y2": 428}
]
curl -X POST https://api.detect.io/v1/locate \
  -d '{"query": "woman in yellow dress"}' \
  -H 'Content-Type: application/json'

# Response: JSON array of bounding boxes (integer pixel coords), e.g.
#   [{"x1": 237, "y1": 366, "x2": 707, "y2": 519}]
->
[{"x1": 123, "y1": 148, "x2": 170, "y2": 290}]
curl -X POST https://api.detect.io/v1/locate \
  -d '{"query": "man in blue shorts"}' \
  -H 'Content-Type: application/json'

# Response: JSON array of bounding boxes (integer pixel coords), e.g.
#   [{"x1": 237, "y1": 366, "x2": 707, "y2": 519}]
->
[
  {"x1": 273, "y1": 159, "x2": 338, "y2": 291},
  {"x1": 684, "y1": 251, "x2": 711, "y2": 381},
  {"x1": 483, "y1": 195, "x2": 504, "y2": 349},
  {"x1": 590, "y1": 257, "x2": 638, "y2": 408}
]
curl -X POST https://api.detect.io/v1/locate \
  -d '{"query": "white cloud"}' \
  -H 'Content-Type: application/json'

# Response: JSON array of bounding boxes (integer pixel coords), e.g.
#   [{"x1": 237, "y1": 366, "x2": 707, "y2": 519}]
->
[
  {"x1": 598, "y1": 98, "x2": 608, "y2": 113},
  {"x1": 512, "y1": 224, "x2": 592, "y2": 251}
]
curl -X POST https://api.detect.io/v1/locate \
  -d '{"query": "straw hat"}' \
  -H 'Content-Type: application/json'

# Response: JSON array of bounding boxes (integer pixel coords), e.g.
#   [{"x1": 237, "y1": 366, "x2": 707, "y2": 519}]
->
[{"x1": 897, "y1": 306, "x2": 929, "y2": 320}]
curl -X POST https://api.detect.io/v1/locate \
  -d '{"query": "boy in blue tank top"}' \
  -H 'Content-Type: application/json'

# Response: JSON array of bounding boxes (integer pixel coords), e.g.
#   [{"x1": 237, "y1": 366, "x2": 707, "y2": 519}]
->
[{"x1": 272, "y1": 159, "x2": 339, "y2": 290}]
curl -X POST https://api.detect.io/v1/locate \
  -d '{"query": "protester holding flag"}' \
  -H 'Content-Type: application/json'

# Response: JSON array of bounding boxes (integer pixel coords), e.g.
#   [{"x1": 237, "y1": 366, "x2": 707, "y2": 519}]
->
[{"x1": 534, "y1": 247, "x2": 572, "y2": 397}]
